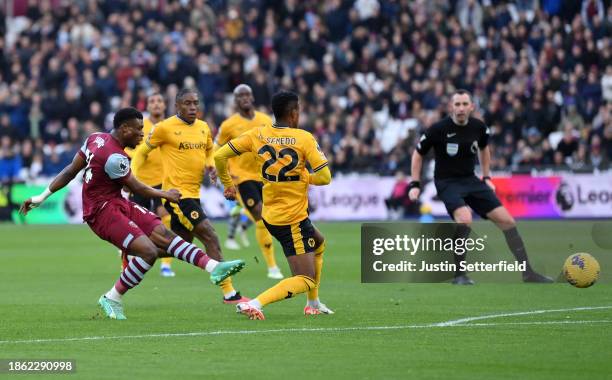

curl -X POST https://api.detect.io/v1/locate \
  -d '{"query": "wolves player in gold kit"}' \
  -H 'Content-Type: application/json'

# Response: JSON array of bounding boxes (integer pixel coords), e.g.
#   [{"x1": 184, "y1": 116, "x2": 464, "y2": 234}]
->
[
  {"x1": 132, "y1": 88, "x2": 249, "y2": 303},
  {"x1": 124, "y1": 92, "x2": 175, "y2": 277},
  {"x1": 216, "y1": 84, "x2": 283, "y2": 280},
  {"x1": 215, "y1": 91, "x2": 333, "y2": 319}
]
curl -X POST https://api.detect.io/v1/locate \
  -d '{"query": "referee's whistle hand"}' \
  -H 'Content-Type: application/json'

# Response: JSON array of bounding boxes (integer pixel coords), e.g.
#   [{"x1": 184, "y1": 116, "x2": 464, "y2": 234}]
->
[{"x1": 409, "y1": 188, "x2": 421, "y2": 201}]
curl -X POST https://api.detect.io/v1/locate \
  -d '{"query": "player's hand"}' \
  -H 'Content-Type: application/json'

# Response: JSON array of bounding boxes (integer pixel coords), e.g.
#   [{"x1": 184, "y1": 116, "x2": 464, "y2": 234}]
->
[
  {"x1": 19, "y1": 198, "x2": 39, "y2": 216},
  {"x1": 483, "y1": 177, "x2": 495, "y2": 191},
  {"x1": 207, "y1": 166, "x2": 217, "y2": 183},
  {"x1": 223, "y1": 186, "x2": 237, "y2": 200},
  {"x1": 408, "y1": 181, "x2": 421, "y2": 201},
  {"x1": 164, "y1": 189, "x2": 182, "y2": 203}
]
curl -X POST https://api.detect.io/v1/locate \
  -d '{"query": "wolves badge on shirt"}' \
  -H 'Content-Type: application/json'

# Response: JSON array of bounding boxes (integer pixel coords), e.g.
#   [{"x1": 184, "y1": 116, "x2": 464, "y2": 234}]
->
[{"x1": 446, "y1": 143, "x2": 459, "y2": 156}]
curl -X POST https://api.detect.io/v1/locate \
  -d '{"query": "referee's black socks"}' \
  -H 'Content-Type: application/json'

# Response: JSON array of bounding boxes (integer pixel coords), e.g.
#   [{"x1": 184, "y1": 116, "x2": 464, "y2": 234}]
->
[
  {"x1": 453, "y1": 224, "x2": 472, "y2": 277},
  {"x1": 503, "y1": 227, "x2": 533, "y2": 273}
]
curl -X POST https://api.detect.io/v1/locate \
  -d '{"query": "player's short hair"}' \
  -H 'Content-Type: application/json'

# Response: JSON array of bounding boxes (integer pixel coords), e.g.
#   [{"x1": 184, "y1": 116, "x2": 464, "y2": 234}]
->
[
  {"x1": 451, "y1": 89, "x2": 473, "y2": 103},
  {"x1": 146, "y1": 91, "x2": 164, "y2": 102},
  {"x1": 113, "y1": 107, "x2": 143, "y2": 129},
  {"x1": 271, "y1": 90, "x2": 299, "y2": 120},
  {"x1": 176, "y1": 88, "x2": 199, "y2": 103},
  {"x1": 233, "y1": 84, "x2": 252, "y2": 95}
]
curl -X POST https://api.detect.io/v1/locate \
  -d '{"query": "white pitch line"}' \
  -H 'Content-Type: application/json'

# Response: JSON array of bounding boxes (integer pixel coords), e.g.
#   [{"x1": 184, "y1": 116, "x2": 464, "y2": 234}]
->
[
  {"x1": 1, "y1": 306, "x2": 610, "y2": 345},
  {"x1": 431, "y1": 305, "x2": 612, "y2": 327}
]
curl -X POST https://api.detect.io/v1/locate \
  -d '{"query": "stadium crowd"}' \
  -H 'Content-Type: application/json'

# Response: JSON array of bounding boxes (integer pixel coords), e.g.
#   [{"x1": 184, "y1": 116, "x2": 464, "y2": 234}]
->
[{"x1": 0, "y1": 0, "x2": 611, "y2": 184}]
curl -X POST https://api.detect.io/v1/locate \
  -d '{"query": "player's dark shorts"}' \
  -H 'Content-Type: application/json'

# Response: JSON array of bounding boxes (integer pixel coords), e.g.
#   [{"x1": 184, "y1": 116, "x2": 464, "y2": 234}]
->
[
  {"x1": 434, "y1": 176, "x2": 502, "y2": 219},
  {"x1": 263, "y1": 217, "x2": 321, "y2": 257},
  {"x1": 164, "y1": 198, "x2": 207, "y2": 234},
  {"x1": 129, "y1": 184, "x2": 162, "y2": 212},
  {"x1": 87, "y1": 197, "x2": 161, "y2": 251},
  {"x1": 237, "y1": 180, "x2": 263, "y2": 214}
]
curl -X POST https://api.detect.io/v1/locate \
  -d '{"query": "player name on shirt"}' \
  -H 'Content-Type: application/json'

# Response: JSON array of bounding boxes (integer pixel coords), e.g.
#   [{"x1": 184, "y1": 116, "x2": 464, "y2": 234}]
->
[{"x1": 266, "y1": 137, "x2": 297, "y2": 145}]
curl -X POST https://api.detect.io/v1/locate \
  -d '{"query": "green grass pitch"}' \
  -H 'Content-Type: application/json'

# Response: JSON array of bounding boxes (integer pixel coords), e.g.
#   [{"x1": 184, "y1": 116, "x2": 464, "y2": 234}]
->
[{"x1": 0, "y1": 221, "x2": 611, "y2": 379}]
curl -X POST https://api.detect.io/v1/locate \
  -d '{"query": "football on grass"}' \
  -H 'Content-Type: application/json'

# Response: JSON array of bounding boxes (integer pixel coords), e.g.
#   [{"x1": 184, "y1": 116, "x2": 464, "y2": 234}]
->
[{"x1": 563, "y1": 253, "x2": 600, "y2": 288}]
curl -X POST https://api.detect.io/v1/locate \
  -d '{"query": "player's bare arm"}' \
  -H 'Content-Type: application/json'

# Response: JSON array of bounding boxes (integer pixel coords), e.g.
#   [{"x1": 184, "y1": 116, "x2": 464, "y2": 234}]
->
[
  {"x1": 19, "y1": 153, "x2": 87, "y2": 215},
  {"x1": 123, "y1": 174, "x2": 181, "y2": 203},
  {"x1": 478, "y1": 146, "x2": 495, "y2": 191},
  {"x1": 408, "y1": 150, "x2": 423, "y2": 201},
  {"x1": 213, "y1": 143, "x2": 239, "y2": 200}
]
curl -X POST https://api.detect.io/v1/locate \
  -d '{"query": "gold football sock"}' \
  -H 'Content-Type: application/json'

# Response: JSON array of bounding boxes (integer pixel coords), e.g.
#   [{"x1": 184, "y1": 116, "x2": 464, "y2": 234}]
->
[
  {"x1": 219, "y1": 277, "x2": 236, "y2": 298},
  {"x1": 255, "y1": 220, "x2": 277, "y2": 268},
  {"x1": 257, "y1": 275, "x2": 316, "y2": 306},
  {"x1": 161, "y1": 214, "x2": 171, "y2": 229},
  {"x1": 161, "y1": 215, "x2": 173, "y2": 267},
  {"x1": 161, "y1": 257, "x2": 173, "y2": 266},
  {"x1": 307, "y1": 242, "x2": 325, "y2": 301}
]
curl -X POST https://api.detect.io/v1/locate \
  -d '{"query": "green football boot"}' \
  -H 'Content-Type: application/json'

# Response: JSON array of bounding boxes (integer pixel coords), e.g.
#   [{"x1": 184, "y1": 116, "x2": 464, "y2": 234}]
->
[
  {"x1": 210, "y1": 260, "x2": 246, "y2": 285},
  {"x1": 98, "y1": 295, "x2": 127, "y2": 320}
]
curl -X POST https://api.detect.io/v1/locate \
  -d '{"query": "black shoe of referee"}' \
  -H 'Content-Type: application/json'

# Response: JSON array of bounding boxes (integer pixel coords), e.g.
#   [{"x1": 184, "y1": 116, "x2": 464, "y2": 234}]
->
[
  {"x1": 522, "y1": 271, "x2": 554, "y2": 283},
  {"x1": 452, "y1": 274, "x2": 475, "y2": 285}
]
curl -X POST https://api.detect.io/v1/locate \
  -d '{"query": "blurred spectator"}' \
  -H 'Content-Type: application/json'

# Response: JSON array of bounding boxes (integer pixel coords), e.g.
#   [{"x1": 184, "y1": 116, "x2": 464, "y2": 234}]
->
[
  {"x1": 0, "y1": 0, "x2": 609, "y2": 179},
  {"x1": 385, "y1": 171, "x2": 412, "y2": 220},
  {"x1": 557, "y1": 124, "x2": 580, "y2": 161}
]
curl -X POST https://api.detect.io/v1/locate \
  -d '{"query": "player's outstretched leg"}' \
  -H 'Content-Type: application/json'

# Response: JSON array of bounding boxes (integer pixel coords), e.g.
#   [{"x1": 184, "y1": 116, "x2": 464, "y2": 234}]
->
[
  {"x1": 149, "y1": 225, "x2": 245, "y2": 285},
  {"x1": 487, "y1": 207, "x2": 553, "y2": 283},
  {"x1": 237, "y1": 253, "x2": 317, "y2": 320},
  {"x1": 99, "y1": 236, "x2": 158, "y2": 320}
]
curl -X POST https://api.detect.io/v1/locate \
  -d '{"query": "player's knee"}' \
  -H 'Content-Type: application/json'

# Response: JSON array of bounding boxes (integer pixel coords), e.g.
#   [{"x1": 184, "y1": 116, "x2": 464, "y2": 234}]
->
[
  {"x1": 134, "y1": 242, "x2": 158, "y2": 264},
  {"x1": 454, "y1": 210, "x2": 472, "y2": 225}
]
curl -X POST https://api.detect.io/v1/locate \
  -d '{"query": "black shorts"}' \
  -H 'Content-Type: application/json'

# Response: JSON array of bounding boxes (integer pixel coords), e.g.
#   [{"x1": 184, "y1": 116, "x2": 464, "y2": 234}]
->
[
  {"x1": 129, "y1": 184, "x2": 163, "y2": 212},
  {"x1": 434, "y1": 176, "x2": 502, "y2": 219},
  {"x1": 237, "y1": 180, "x2": 263, "y2": 214},
  {"x1": 263, "y1": 217, "x2": 320, "y2": 257},
  {"x1": 164, "y1": 198, "x2": 207, "y2": 234}
]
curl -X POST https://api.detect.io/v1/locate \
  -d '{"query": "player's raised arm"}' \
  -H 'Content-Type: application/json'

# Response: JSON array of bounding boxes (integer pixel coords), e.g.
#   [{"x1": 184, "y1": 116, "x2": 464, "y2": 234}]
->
[{"x1": 19, "y1": 152, "x2": 87, "y2": 215}]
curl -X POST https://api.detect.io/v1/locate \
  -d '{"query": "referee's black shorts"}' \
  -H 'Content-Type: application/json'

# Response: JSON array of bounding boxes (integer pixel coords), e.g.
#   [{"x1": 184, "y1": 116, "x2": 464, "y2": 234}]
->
[
  {"x1": 434, "y1": 176, "x2": 502, "y2": 219},
  {"x1": 129, "y1": 184, "x2": 163, "y2": 212}
]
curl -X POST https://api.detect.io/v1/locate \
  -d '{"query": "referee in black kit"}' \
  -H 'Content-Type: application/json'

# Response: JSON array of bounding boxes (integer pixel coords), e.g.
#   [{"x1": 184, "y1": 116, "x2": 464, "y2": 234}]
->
[{"x1": 409, "y1": 89, "x2": 552, "y2": 285}]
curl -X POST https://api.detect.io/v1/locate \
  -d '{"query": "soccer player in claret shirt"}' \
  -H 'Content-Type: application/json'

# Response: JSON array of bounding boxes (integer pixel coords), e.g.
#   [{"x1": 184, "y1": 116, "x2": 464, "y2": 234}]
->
[
  {"x1": 215, "y1": 84, "x2": 284, "y2": 280},
  {"x1": 215, "y1": 90, "x2": 334, "y2": 320},
  {"x1": 132, "y1": 89, "x2": 250, "y2": 304},
  {"x1": 19, "y1": 108, "x2": 245, "y2": 320},
  {"x1": 409, "y1": 90, "x2": 553, "y2": 285},
  {"x1": 124, "y1": 92, "x2": 175, "y2": 277}
]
